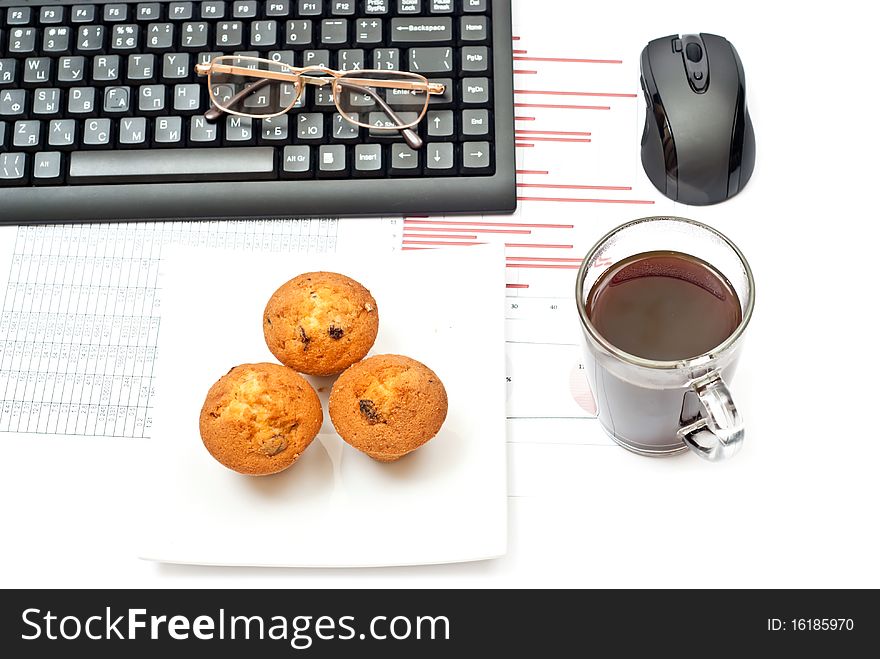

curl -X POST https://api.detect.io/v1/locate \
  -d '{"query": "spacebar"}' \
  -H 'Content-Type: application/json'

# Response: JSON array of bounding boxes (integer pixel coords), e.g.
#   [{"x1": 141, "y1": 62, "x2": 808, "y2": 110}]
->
[{"x1": 69, "y1": 148, "x2": 276, "y2": 184}]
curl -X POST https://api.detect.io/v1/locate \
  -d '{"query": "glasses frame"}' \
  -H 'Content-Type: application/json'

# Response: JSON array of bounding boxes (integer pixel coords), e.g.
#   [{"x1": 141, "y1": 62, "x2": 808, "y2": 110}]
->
[{"x1": 195, "y1": 56, "x2": 445, "y2": 128}]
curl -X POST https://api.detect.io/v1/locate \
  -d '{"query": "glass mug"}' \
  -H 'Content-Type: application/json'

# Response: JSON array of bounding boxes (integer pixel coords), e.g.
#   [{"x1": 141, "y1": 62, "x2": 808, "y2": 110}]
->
[{"x1": 575, "y1": 216, "x2": 755, "y2": 461}]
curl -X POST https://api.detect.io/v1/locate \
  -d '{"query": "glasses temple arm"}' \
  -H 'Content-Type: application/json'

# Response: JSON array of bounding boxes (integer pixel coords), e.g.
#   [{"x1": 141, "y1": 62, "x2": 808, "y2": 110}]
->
[
  {"x1": 204, "y1": 77, "x2": 274, "y2": 121},
  {"x1": 340, "y1": 81, "x2": 423, "y2": 151}
]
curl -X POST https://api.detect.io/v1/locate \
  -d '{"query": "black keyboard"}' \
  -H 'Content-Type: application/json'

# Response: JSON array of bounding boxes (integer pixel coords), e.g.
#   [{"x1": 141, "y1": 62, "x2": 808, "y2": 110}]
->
[{"x1": 0, "y1": 0, "x2": 514, "y2": 222}]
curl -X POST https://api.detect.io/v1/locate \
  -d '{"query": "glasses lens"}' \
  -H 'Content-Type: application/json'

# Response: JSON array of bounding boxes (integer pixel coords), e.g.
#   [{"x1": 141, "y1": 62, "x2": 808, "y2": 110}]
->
[
  {"x1": 335, "y1": 71, "x2": 431, "y2": 130},
  {"x1": 208, "y1": 56, "x2": 301, "y2": 118}
]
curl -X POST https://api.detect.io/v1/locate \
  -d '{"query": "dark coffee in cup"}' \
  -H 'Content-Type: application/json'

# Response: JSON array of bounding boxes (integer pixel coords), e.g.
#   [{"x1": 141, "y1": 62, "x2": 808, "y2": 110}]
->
[{"x1": 586, "y1": 251, "x2": 741, "y2": 362}]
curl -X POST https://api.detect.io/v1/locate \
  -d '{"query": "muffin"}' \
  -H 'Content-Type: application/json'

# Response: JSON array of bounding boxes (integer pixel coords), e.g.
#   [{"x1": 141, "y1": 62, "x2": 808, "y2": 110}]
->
[
  {"x1": 263, "y1": 272, "x2": 379, "y2": 377},
  {"x1": 199, "y1": 363, "x2": 323, "y2": 475},
  {"x1": 329, "y1": 354, "x2": 448, "y2": 462}
]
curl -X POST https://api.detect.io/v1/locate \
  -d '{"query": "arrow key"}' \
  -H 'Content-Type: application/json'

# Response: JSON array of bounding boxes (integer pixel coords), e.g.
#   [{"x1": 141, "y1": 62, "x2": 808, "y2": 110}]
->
[
  {"x1": 427, "y1": 110, "x2": 453, "y2": 137},
  {"x1": 462, "y1": 141, "x2": 491, "y2": 173},
  {"x1": 426, "y1": 141, "x2": 454, "y2": 174},
  {"x1": 390, "y1": 143, "x2": 419, "y2": 175}
]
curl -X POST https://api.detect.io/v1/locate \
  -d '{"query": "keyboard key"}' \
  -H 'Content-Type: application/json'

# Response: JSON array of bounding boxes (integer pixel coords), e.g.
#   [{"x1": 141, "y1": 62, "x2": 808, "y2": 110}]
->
[
  {"x1": 390, "y1": 17, "x2": 452, "y2": 44},
  {"x1": 390, "y1": 142, "x2": 418, "y2": 173},
  {"x1": 430, "y1": 0, "x2": 453, "y2": 13},
  {"x1": 0, "y1": 121, "x2": 5, "y2": 147},
  {"x1": 76, "y1": 25, "x2": 106, "y2": 53},
  {"x1": 426, "y1": 142, "x2": 453, "y2": 171},
  {"x1": 93, "y1": 55, "x2": 121, "y2": 82},
  {"x1": 225, "y1": 115, "x2": 254, "y2": 143},
  {"x1": 354, "y1": 143, "x2": 382, "y2": 175},
  {"x1": 173, "y1": 83, "x2": 201, "y2": 111},
  {"x1": 282, "y1": 144, "x2": 311, "y2": 177},
  {"x1": 189, "y1": 114, "x2": 218, "y2": 142},
  {"x1": 354, "y1": 18, "x2": 383, "y2": 44},
  {"x1": 233, "y1": 1, "x2": 259, "y2": 18},
  {"x1": 71, "y1": 6, "x2": 97, "y2": 24},
  {"x1": 127, "y1": 53, "x2": 157, "y2": 81},
  {"x1": 337, "y1": 49, "x2": 364, "y2": 71},
  {"x1": 155, "y1": 116, "x2": 184, "y2": 143},
  {"x1": 462, "y1": 141, "x2": 490, "y2": 171},
  {"x1": 33, "y1": 151, "x2": 63, "y2": 182},
  {"x1": 0, "y1": 152, "x2": 28, "y2": 185},
  {"x1": 83, "y1": 118, "x2": 112, "y2": 146},
  {"x1": 0, "y1": 60, "x2": 16, "y2": 86},
  {"x1": 181, "y1": 22, "x2": 209, "y2": 49},
  {"x1": 250, "y1": 21, "x2": 278, "y2": 47},
  {"x1": 48, "y1": 119, "x2": 77, "y2": 147},
  {"x1": 169, "y1": 3, "x2": 195, "y2": 20},
  {"x1": 302, "y1": 49, "x2": 329, "y2": 67},
  {"x1": 332, "y1": 112, "x2": 359, "y2": 139},
  {"x1": 9, "y1": 27, "x2": 38, "y2": 54},
  {"x1": 461, "y1": 108, "x2": 489, "y2": 135},
  {"x1": 364, "y1": 0, "x2": 390, "y2": 14},
  {"x1": 22, "y1": 57, "x2": 52, "y2": 86},
  {"x1": 201, "y1": 2, "x2": 226, "y2": 19},
  {"x1": 461, "y1": 46, "x2": 489, "y2": 72},
  {"x1": 331, "y1": 1, "x2": 356, "y2": 15},
  {"x1": 408, "y1": 47, "x2": 452, "y2": 73},
  {"x1": 398, "y1": 0, "x2": 421, "y2": 14},
  {"x1": 43, "y1": 26, "x2": 72, "y2": 54},
  {"x1": 119, "y1": 117, "x2": 149, "y2": 145},
  {"x1": 137, "y1": 4, "x2": 163, "y2": 21},
  {"x1": 297, "y1": 1, "x2": 323, "y2": 16},
  {"x1": 460, "y1": 15, "x2": 488, "y2": 42},
  {"x1": 68, "y1": 87, "x2": 96, "y2": 115},
  {"x1": 373, "y1": 48, "x2": 400, "y2": 70},
  {"x1": 57, "y1": 56, "x2": 87, "y2": 84},
  {"x1": 163, "y1": 53, "x2": 190, "y2": 80},
  {"x1": 321, "y1": 19, "x2": 347, "y2": 45},
  {"x1": 297, "y1": 112, "x2": 324, "y2": 140},
  {"x1": 285, "y1": 20, "x2": 313, "y2": 46},
  {"x1": 0, "y1": 89, "x2": 27, "y2": 116},
  {"x1": 462, "y1": 0, "x2": 487, "y2": 11},
  {"x1": 426, "y1": 110, "x2": 453, "y2": 137},
  {"x1": 111, "y1": 24, "x2": 141, "y2": 52},
  {"x1": 462, "y1": 77, "x2": 489, "y2": 104},
  {"x1": 13, "y1": 120, "x2": 41, "y2": 148},
  {"x1": 147, "y1": 23, "x2": 175, "y2": 50},
  {"x1": 268, "y1": 50, "x2": 295, "y2": 65},
  {"x1": 369, "y1": 110, "x2": 418, "y2": 135},
  {"x1": 317, "y1": 144, "x2": 346, "y2": 177},
  {"x1": 69, "y1": 147, "x2": 276, "y2": 182},
  {"x1": 6, "y1": 7, "x2": 31, "y2": 26},
  {"x1": 32, "y1": 88, "x2": 62, "y2": 116},
  {"x1": 216, "y1": 22, "x2": 243, "y2": 48},
  {"x1": 104, "y1": 5, "x2": 129, "y2": 22},
  {"x1": 138, "y1": 85, "x2": 166, "y2": 112},
  {"x1": 260, "y1": 115, "x2": 289, "y2": 141},
  {"x1": 427, "y1": 77, "x2": 453, "y2": 106},
  {"x1": 104, "y1": 86, "x2": 131, "y2": 112},
  {"x1": 265, "y1": 1, "x2": 292, "y2": 18}
]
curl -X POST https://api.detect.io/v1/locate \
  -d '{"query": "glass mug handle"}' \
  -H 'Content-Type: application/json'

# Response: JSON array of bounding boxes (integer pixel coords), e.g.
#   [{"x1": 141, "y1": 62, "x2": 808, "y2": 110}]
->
[{"x1": 676, "y1": 372, "x2": 744, "y2": 461}]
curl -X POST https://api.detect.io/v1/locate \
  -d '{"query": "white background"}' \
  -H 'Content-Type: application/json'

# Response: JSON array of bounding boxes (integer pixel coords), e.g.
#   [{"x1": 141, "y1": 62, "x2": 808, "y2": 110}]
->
[{"x1": 2, "y1": 0, "x2": 879, "y2": 588}]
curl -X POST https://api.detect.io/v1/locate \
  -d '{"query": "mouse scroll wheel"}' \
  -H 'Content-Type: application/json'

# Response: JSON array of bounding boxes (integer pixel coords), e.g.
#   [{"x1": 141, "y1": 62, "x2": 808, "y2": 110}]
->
[{"x1": 685, "y1": 42, "x2": 703, "y2": 63}]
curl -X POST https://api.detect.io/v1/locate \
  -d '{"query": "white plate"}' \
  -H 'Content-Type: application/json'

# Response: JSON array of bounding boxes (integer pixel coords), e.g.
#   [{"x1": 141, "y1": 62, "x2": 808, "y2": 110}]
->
[{"x1": 139, "y1": 244, "x2": 508, "y2": 567}]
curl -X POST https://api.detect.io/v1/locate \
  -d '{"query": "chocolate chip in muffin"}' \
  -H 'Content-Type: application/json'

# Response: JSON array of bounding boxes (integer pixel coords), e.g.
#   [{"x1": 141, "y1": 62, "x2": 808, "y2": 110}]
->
[
  {"x1": 299, "y1": 325, "x2": 310, "y2": 351},
  {"x1": 328, "y1": 325, "x2": 344, "y2": 340},
  {"x1": 358, "y1": 399, "x2": 382, "y2": 424}
]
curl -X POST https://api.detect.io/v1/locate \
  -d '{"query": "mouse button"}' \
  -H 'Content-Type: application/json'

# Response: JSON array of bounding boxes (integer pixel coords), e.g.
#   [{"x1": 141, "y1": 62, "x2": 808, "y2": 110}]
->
[
  {"x1": 686, "y1": 42, "x2": 703, "y2": 62},
  {"x1": 672, "y1": 38, "x2": 683, "y2": 52}
]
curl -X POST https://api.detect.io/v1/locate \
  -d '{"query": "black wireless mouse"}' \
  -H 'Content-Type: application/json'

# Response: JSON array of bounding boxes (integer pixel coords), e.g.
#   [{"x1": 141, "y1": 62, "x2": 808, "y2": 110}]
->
[{"x1": 640, "y1": 33, "x2": 755, "y2": 205}]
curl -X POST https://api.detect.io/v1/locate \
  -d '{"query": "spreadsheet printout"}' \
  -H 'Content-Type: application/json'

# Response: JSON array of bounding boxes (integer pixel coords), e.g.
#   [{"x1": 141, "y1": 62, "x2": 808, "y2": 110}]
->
[{"x1": 0, "y1": 220, "x2": 340, "y2": 437}]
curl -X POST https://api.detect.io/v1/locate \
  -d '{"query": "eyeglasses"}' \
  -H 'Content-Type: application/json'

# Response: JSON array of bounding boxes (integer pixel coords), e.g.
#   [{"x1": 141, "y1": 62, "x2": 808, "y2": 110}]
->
[{"x1": 194, "y1": 56, "x2": 446, "y2": 150}]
